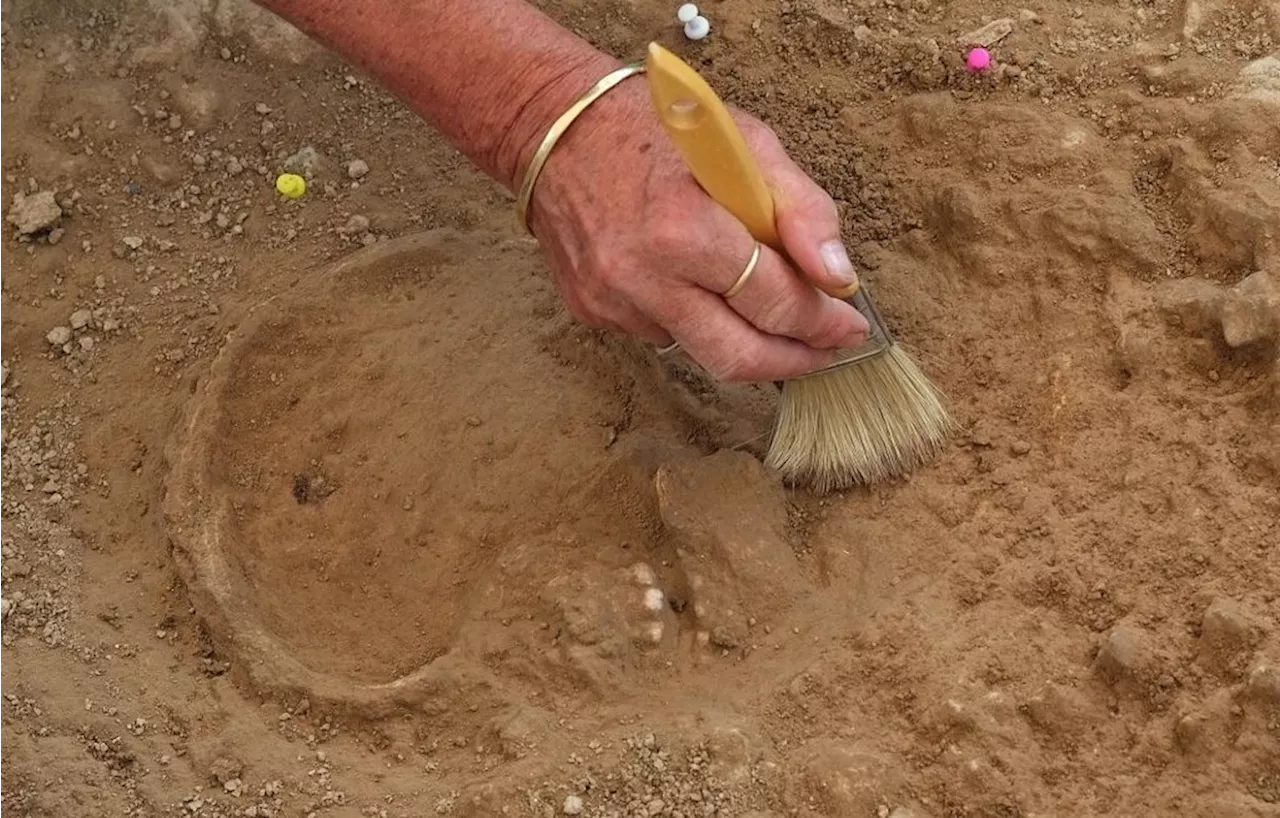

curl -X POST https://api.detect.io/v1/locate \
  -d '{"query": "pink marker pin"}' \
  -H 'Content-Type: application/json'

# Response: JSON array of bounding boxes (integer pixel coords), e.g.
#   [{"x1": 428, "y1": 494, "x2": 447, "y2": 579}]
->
[{"x1": 965, "y1": 47, "x2": 992, "y2": 71}]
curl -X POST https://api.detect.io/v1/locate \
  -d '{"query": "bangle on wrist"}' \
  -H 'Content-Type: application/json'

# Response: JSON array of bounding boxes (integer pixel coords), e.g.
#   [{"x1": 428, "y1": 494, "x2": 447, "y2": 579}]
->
[{"x1": 515, "y1": 60, "x2": 646, "y2": 234}]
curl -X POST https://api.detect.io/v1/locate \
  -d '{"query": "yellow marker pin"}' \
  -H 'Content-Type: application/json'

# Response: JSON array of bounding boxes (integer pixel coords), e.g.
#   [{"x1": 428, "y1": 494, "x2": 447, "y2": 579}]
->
[{"x1": 275, "y1": 173, "x2": 306, "y2": 199}]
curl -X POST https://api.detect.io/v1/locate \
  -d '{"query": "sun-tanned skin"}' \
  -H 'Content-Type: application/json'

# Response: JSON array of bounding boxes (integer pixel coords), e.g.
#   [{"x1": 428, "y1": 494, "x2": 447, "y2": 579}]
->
[{"x1": 254, "y1": 0, "x2": 871, "y2": 382}]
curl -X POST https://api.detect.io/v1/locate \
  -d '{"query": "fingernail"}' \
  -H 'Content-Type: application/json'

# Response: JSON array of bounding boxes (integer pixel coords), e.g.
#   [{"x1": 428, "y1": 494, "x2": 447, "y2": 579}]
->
[{"x1": 819, "y1": 240, "x2": 859, "y2": 292}]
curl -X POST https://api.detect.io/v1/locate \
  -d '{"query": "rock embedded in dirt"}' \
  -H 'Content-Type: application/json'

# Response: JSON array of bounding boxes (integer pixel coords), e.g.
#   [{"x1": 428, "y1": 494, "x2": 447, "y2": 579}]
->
[
  {"x1": 69, "y1": 309, "x2": 92, "y2": 330},
  {"x1": 1228, "y1": 55, "x2": 1280, "y2": 106},
  {"x1": 1022, "y1": 682, "x2": 1101, "y2": 739},
  {"x1": 655, "y1": 450, "x2": 807, "y2": 647},
  {"x1": 562, "y1": 794, "x2": 584, "y2": 815},
  {"x1": 1094, "y1": 623, "x2": 1154, "y2": 687},
  {"x1": 347, "y1": 158, "x2": 369, "y2": 179},
  {"x1": 541, "y1": 562, "x2": 677, "y2": 675},
  {"x1": 959, "y1": 18, "x2": 1014, "y2": 47},
  {"x1": 1160, "y1": 272, "x2": 1279, "y2": 348},
  {"x1": 8, "y1": 561, "x2": 32, "y2": 578},
  {"x1": 1197, "y1": 597, "x2": 1260, "y2": 673},
  {"x1": 340, "y1": 214, "x2": 370, "y2": 235},
  {"x1": 1242, "y1": 659, "x2": 1280, "y2": 708},
  {"x1": 705, "y1": 723, "x2": 772, "y2": 786},
  {"x1": 1219, "y1": 271, "x2": 1279, "y2": 347},
  {"x1": 284, "y1": 146, "x2": 321, "y2": 179},
  {"x1": 46, "y1": 326, "x2": 73, "y2": 347},
  {"x1": 6, "y1": 190, "x2": 63, "y2": 236},
  {"x1": 1160, "y1": 277, "x2": 1224, "y2": 335},
  {"x1": 171, "y1": 83, "x2": 221, "y2": 131}
]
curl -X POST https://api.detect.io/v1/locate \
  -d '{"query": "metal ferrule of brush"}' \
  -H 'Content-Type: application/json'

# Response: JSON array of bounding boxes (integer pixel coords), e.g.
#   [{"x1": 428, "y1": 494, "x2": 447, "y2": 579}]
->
[{"x1": 790, "y1": 286, "x2": 897, "y2": 379}]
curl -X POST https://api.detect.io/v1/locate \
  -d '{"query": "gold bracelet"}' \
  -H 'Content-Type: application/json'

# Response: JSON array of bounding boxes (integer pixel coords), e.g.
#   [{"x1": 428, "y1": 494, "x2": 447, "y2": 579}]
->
[{"x1": 515, "y1": 61, "x2": 646, "y2": 234}]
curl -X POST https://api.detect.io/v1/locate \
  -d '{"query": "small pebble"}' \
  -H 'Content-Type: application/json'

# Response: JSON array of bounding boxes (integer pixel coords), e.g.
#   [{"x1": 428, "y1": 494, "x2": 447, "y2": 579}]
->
[
  {"x1": 347, "y1": 159, "x2": 369, "y2": 180},
  {"x1": 342, "y1": 214, "x2": 370, "y2": 234},
  {"x1": 46, "y1": 326, "x2": 72, "y2": 346},
  {"x1": 643, "y1": 587, "x2": 666, "y2": 612},
  {"x1": 1011, "y1": 440, "x2": 1031, "y2": 455},
  {"x1": 563, "y1": 795, "x2": 584, "y2": 815}
]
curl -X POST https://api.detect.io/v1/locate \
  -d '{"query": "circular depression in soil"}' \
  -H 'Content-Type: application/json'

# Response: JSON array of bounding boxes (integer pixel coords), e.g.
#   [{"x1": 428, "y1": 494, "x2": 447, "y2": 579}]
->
[{"x1": 164, "y1": 230, "x2": 776, "y2": 693}]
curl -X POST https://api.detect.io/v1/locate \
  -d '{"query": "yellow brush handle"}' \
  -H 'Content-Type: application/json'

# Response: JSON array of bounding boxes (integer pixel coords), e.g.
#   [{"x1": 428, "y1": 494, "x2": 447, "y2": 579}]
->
[{"x1": 644, "y1": 43, "x2": 782, "y2": 249}]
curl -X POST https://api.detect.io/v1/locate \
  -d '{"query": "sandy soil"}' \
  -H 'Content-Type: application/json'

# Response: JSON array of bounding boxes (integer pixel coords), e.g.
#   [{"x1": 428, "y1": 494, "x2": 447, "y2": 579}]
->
[{"x1": 3, "y1": 0, "x2": 1279, "y2": 816}]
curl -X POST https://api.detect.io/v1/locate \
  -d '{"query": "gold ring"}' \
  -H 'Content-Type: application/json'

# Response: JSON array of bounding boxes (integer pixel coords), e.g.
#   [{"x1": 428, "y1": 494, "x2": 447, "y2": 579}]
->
[{"x1": 723, "y1": 242, "x2": 761, "y2": 299}]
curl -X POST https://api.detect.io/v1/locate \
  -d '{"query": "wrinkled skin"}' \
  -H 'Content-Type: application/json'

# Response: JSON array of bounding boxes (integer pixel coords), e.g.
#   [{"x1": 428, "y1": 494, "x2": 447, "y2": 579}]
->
[{"x1": 528, "y1": 81, "x2": 870, "y2": 383}]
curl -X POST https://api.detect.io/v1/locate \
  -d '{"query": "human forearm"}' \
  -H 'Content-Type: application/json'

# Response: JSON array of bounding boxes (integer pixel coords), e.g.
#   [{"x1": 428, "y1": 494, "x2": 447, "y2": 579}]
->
[{"x1": 252, "y1": 0, "x2": 620, "y2": 190}]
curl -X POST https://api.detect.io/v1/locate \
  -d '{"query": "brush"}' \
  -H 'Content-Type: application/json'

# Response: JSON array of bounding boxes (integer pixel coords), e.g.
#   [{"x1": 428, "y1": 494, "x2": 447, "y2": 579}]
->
[{"x1": 644, "y1": 42, "x2": 952, "y2": 492}]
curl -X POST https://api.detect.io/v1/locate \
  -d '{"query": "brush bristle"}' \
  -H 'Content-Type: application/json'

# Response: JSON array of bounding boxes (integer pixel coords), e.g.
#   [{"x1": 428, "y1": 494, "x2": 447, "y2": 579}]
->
[{"x1": 763, "y1": 346, "x2": 952, "y2": 493}]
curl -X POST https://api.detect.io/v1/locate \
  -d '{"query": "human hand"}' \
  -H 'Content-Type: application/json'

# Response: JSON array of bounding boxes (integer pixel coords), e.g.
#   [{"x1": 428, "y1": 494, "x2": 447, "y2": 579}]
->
[{"x1": 524, "y1": 79, "x2": 870, "y2": 383}]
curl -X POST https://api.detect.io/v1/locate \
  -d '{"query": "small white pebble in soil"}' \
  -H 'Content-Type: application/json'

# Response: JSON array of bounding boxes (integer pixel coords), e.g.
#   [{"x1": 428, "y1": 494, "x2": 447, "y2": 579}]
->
[
  {"x1": 562, "y1": 794, "x2": 584, "y2": 815},
  {"x1": 347, "y1": 159, "x2": 370, "y2": 179},
  {"x1": 645, "y1": 621, "x2": 665, "y2": 643},
  {"x1": 684, "y1": 15, "x2": 711, "y2": 40},
  {"x1": 631, "y1": 562, "x2": 657, "y2": 586},
  {"x1": 46, "y1": 326, "x2": 72, "y2": 347},
  {"x1": 677, "y1": 3, "x2": 699, "y2": 23},
  {"x1": 643, "y1": 587, "x2": 665, "y2": 612}
]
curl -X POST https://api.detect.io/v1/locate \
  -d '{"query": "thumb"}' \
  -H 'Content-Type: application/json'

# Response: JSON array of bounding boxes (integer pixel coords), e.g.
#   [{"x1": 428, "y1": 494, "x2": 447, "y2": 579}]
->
[{"x1": 766, "y1": 164, "x2": 861, "y2": 300}]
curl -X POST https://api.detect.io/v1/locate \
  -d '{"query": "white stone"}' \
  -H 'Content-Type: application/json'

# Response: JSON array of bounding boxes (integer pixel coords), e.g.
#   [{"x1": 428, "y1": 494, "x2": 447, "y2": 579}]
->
[
  {"x1": 643, "y1": 587, "x2": 665, "y2": 612},
  {"x1": 1230, "y1": 53, "x2": 1280, "y2": 107}
]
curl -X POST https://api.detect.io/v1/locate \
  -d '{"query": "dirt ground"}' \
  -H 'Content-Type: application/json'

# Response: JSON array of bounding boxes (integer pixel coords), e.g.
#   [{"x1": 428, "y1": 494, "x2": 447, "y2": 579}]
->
[{"x1": 3, "y1": 0, "x2": 1279, "y2": 815}]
